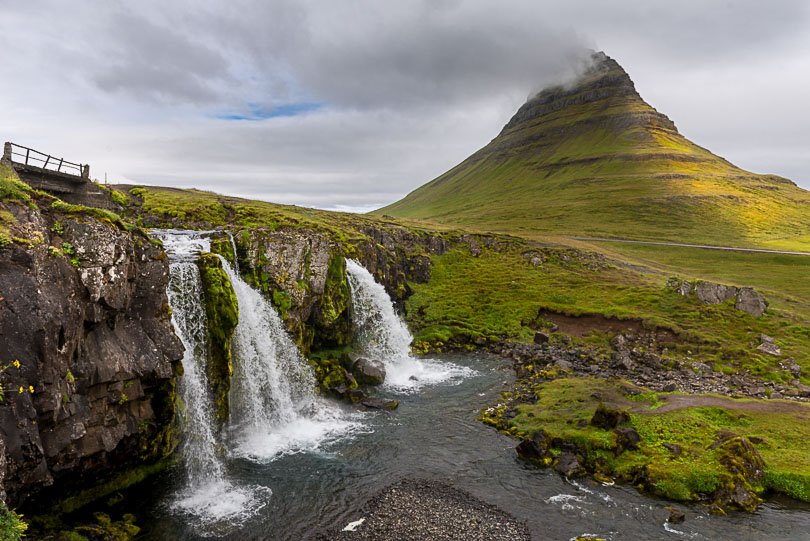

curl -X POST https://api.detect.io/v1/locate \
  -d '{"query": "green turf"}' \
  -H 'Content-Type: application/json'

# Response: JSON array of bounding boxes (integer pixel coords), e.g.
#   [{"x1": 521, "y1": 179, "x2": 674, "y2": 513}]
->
[{"x1": 405, "y1": 245, "x2": 810, "y2": 382}]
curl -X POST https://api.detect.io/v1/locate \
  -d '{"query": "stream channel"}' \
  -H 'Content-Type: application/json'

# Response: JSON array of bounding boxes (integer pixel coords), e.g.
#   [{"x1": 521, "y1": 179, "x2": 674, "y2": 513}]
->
[{"x1": 119, "y1": 231, "x2": 810, "y2": 541}]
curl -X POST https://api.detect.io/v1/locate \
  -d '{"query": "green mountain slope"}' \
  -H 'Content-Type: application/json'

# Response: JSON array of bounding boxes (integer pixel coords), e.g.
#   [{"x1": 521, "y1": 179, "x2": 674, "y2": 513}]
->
[{"x1": 378, "y1": 52, "x2": 810, "y2": 250}]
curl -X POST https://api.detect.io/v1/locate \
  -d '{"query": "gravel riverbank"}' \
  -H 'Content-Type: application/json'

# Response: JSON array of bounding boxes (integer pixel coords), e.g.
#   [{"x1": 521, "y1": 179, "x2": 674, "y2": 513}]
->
[{"x1": 320, "y1": 478, "x2": 530, "y2": 541}]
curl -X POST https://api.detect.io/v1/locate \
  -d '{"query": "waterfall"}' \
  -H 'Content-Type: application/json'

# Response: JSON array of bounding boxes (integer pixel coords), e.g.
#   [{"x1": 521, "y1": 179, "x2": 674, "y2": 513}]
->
[
  {"x1": 220, "y1": 259, "x2": 361, "y2": 462},
  {"x1": 227, "y1": 231, "x2": 240, "y2": 274},
  {"x1": 345, "y1": 259, "x2": 473, "y2": 392},
  {"x1": 156, "y1": 230, "x2": 270, "y2": 533}
]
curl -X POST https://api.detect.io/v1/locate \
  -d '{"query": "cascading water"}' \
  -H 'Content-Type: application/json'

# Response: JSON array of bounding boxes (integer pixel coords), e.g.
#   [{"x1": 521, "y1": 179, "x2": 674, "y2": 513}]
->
[
  {"x1": 219, "y1": 258, "x2": 362, "y2": 462},
  {"x1": 345, "y1": 259, "x2": 473, "y2": 391},
  {"x1": 156, "y1": 230, "x2": 270, "y2": 534}
]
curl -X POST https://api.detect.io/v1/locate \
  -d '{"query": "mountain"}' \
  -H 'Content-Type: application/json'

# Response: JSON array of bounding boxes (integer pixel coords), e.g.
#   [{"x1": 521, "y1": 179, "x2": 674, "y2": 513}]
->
[{"x1": 377, "y1": 52, "x2": 810, "y2": 250}]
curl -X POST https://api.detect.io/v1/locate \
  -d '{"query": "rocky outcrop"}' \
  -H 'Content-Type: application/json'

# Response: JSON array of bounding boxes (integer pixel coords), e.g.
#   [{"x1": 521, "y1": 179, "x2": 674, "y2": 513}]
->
[
  {"x1": 218, "y1": 224, "x2": 451, "y2": 355},
  {"x1": 667, "y1": 278, "x2": 768, "y2": 317},
  {"x1": 196, "y1": 253, "x2": 238, "y2": 425},
  {"x1": 0, "y1": 196, "x2": 182, "y2": 507}
]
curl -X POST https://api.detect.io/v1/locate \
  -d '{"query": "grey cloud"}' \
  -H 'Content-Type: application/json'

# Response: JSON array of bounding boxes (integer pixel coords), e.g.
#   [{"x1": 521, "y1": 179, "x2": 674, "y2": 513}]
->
[{"x1": 1, "y1": 0, "x2": 809, "y2": 211}]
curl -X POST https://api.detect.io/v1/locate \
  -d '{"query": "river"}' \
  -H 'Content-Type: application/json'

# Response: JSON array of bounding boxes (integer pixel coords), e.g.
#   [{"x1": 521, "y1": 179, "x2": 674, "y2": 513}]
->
[{"x1": 112, "y1": 351, "x2": 809, "y2": 541}]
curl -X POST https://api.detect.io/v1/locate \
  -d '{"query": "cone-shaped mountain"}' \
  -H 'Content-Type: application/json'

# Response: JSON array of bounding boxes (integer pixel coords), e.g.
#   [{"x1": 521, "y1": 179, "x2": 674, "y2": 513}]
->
[{"x1": 378, "y1": 52, "x2": 810, "y2": 250}]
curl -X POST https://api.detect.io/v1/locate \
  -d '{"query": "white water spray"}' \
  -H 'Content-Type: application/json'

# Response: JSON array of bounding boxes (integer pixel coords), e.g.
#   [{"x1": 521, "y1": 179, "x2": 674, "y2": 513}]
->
[
  {"x1": 156, "y1": 230, "x2": 270, "y2": 534},
  {"x1": 220, "y1": 259, "x2": 361, "y2": 462},
  {"x1": 345, "y1": 259, "x2": 473, "y2": 392}
]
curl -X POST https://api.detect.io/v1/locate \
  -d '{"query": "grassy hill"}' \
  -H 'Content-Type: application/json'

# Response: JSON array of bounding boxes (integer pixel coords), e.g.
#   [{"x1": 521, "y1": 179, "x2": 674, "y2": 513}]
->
[{"x1": 378, "y1": 52, "x2": 810, "y2": 251}]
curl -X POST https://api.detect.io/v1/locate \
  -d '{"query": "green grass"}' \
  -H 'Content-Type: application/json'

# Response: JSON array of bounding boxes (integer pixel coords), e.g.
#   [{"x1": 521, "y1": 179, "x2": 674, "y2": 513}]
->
[
  {"x1": 503, "y1": 377, "x2": 810, "y2": 505},
  {"x1": 581, "y1": 241, "x2": 810, "y2": 308},
  {"x1": 125, "y1": 185, "x2": 386, "y2": 244},
  {"x1": 0, "y1": 163, "x2": 33, "y2": 204},
  {"x1": 378, "y1": 57, "x2": 810, "y2": 251},
  {"x1": 405, "y1": 244, "x2": 810, "y2": 380}
]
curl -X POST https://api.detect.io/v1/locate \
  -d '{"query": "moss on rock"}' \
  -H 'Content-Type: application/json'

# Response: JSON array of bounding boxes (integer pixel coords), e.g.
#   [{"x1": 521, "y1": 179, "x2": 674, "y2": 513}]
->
[
  {"x1": 311, "y1": 255, "x2": 352, "y2": 351},
  {"x1": 196, "y1": 252, "x2": 239, "y2": 426}
]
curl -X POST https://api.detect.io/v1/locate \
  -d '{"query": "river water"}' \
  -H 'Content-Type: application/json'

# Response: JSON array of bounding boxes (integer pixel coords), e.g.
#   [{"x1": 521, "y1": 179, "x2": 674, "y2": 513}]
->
[
  {"x1": 129, "y1": 231, "x2": 810, "y2": 540},
  {"x1": 120, "y1": 351, "x2": 809, "y2": 541}
]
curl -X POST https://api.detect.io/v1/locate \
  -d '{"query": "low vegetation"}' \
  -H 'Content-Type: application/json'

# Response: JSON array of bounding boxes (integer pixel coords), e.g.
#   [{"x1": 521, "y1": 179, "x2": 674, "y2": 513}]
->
[
  {"x1": 406, "y1": 244, "x2": 810, "y2": 382},
  {"x1": 483, "y1": 377, "x2": 810, "y2": 508}
]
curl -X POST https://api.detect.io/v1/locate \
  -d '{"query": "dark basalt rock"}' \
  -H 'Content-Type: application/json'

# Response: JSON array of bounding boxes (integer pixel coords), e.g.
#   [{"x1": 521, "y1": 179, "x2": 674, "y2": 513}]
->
[
  {"x1": 352, "y1": 358, "x2": 386, "y2": 386},
  {"x1": 554, "y1": 451, "x2": 586, "y2": 479},
  {"x1": 0, "y1": 199, "x2": 183, "y2": 507},
  {"x1": 667, "y1": 508, "x2": 686, "y2": 524},
  {"x1": 515, "y1": 430, "x2": 552, "y2": 463},
  {"x1": 360, "y1": 397, "x2": 399, "y2": 411},
  {"x1": 614, "y1": 427, "x2": 641, "y2": 454},
  {"x1": 590, "y1": 403, "x2": 629, "y2": 430}
]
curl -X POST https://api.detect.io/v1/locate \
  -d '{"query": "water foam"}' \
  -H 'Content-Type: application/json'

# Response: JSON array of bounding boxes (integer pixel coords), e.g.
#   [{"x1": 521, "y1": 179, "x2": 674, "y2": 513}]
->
[
  {"x1": 157, "y1": 230, "x2": 271, "y2": 531},
  {"x1": 345, "y1": 259, "x2": 474, "y2": 392},
  {"x1": 220, "y1": 257, "x2": 363, "y2": 462}
]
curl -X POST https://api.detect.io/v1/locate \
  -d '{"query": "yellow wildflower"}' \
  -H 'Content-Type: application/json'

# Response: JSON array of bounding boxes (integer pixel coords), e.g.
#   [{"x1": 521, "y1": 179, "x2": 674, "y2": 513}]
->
[
  {"x1": 12, "y1": 360, "x2": 21, "y2": 369},
  {"x1": 18, "y1": 386, "x2": 24, "y2": 394},
  {"x1": 29, "y1": 386, "x2": 34, "y2": 394}
]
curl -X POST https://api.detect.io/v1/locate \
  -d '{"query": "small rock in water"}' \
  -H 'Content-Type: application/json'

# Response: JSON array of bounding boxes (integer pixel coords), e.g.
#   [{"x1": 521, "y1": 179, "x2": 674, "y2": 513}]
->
[
  {"x1": 361, "y1": 397, "x2": 399, "y2": 411},
  {"x1": 342, "y1": 518, "x2": 365, "y2": 531},
  {"x1": 409, "y1": 375, "x2": 419, "y2": 381},
  {"x1": 667, "y1": 508, "x2": 686, "y2": 524}
]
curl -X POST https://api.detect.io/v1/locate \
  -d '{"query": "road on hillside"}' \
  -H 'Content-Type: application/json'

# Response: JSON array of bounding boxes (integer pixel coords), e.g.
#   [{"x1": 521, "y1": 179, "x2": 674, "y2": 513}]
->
[{"x1": 570, "y1": 237, "x2": 810, "y2": 257}]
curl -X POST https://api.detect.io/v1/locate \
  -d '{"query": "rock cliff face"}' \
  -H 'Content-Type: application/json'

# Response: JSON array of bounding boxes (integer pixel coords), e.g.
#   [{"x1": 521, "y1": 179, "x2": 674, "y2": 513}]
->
[
  {"x1": 0, "y1": 196, "x2": 183, "y2": 507},
  {"x1": 215, "y1": 224, "x2": 448, "y2": 356}
]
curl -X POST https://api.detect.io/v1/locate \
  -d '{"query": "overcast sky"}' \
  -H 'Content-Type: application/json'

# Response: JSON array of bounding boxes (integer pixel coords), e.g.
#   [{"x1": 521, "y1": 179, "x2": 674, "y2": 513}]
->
[{"x1": 2, "y1": 1, "x2": 809, "y2": 211}]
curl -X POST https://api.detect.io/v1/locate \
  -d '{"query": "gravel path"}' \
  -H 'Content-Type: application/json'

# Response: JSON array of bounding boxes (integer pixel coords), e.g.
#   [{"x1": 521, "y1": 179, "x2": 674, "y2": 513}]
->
[{"x1": 319, "y1": 479, "x2": 530, "y2": 541}]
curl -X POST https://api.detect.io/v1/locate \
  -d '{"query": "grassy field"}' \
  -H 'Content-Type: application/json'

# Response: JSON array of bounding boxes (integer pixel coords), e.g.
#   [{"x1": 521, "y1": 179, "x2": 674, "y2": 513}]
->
[
  {"x1": 578, "y1": 240, "x2": 810, "y2": 308},
  {"x1": 406, "y1": 244, "x2": 810, "y2": 383}
]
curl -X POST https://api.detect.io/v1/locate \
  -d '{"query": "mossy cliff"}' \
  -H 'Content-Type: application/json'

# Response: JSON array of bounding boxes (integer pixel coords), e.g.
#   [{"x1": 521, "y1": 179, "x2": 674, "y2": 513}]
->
[
  {"x1": 0, "y1": 166, "x2": 183, "y2": 517},
  {"x1": 196, "y1": 253, "x2": 239, "y2": 426}
]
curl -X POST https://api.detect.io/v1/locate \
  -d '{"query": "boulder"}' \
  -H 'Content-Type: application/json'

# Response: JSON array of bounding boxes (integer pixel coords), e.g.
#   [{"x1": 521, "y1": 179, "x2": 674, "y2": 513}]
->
[
  {"x1": 695, "y1": 281, "x2": 738, "y2": 305},
  {"x1": 781, "y1": 358, "x2": 802, "y2": 378},
  {"x1": 590, "y1": 403, "x2": 629, "y2": 430},
  {"x1": 735, "y1": 287, "x2": 768, "y2": 317},
  {"x1": 614, "y1": 427, "x2": 641, "y2": 454},
  {"x1": 360, "y1": 397, "x2": 399, "y2": 411},
  {"x1": 515, "y1": 430, "x2": 551, "y2": 463},
  {"x1": 757, "y1": 334, "x2": 780, "y2": 356},
  {"x1": 554, "y1": 451, "x2": 586, "y2": 478},
  {"x1": 533, "y1": 331, "x2": 550, "y2": 345},
  {"x1": 667, "y1": 508, "x2": 686, "y2": 524},
  {"x1": 352, "y1": 357, "x2": 386, "y2": 386}
]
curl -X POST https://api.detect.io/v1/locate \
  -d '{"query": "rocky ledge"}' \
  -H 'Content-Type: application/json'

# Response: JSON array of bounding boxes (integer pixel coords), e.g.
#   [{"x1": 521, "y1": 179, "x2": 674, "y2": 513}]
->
[{"x1": 0, "y1": 189, "x2": 182, "y2": 509}]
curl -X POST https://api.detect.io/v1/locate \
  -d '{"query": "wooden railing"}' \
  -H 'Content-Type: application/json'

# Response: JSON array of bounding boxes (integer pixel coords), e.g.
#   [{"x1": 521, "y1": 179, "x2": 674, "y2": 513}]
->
[{"x1": 3, "y1": 141, "x2": 88, "y2": 179}]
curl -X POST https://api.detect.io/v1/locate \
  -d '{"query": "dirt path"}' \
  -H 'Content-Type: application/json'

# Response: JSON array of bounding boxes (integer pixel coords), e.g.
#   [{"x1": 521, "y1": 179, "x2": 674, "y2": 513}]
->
[
  {"x1": 571, "y1": 237, "x2": 810, "y2": 257},
  {"x1": 649, "y1": 394, "x2": 810, "y2": 416}
]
